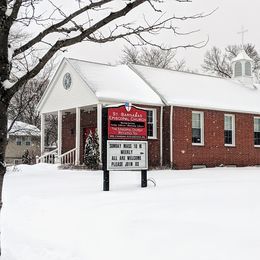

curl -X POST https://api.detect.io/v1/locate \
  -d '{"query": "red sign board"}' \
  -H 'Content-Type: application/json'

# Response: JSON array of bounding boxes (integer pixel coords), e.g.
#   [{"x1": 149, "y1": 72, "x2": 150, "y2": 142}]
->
[{"x1": 107, "y1": 105, "x2": 147, "y2": 140}]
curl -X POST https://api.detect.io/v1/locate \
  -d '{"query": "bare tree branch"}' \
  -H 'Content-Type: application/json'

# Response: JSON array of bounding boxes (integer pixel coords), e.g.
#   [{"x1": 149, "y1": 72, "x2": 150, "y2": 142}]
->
[
  {"x1": 8, "y1": 0, "x2": 22, "y2": 26},
  {"x1": 120, "y1": 45, "x2": 191, "y2": 71},
  {"x1": 202, "y1": 44, "x2": 260, "y2": 78},
  {"x1": 13, "y1": 0, "x2": 113, "y2": 57}
]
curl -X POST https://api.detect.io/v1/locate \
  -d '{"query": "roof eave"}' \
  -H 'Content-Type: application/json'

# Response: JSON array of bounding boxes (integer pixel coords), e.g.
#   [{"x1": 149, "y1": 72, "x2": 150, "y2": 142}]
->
[
  {"x1": 97, "y1": 97, "x2": 164, "y2": 107},
  {"x1": 36, "y1": 57, "x2": 67, "y2": 113},
  {"x1": 167, "y1": 102, "x2": 260, "y2": 115}
]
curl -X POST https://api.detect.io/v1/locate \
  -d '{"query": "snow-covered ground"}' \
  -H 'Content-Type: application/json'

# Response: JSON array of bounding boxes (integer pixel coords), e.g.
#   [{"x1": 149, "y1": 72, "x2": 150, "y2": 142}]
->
[{"x1": 2, "y1": 164, "x2": 260, "y2": 260}]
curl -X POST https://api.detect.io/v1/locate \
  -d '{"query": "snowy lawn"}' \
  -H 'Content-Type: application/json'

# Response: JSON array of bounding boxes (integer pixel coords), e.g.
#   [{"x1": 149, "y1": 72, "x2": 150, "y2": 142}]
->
[{"x1": 2, "y1": 164, "x2": 260, "y2": 260}]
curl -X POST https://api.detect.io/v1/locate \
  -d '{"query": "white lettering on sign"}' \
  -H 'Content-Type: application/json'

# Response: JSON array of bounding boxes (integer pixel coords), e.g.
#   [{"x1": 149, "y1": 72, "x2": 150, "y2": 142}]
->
[{"x1": 107, "y1": 140, "x2": 148, "y2": 171}]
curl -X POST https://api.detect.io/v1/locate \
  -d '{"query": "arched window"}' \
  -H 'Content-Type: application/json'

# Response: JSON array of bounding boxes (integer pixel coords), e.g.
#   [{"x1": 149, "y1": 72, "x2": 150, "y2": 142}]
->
[
  {"x1": 245, "y1": 61, "x2": 252, "y2": 76},
  {"x1": 235, "y1": 62, "x2": 242, "y2": 77}
]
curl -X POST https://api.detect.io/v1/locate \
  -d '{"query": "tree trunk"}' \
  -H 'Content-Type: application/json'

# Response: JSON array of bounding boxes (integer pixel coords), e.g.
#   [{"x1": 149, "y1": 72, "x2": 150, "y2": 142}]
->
[
  {"x1": 0, "y1": 100, "x2": 8, "y2": 255},
  {"x1": 0, "y1": 100, "x2": 7, "y2": 200}
]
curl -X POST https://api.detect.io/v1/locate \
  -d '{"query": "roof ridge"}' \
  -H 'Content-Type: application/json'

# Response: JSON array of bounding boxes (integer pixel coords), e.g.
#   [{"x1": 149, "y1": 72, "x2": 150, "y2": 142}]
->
[
  {"x1": 131, "y1": 63, "x2": 226, "y2": 80},
  {"x1": 8, "y1": 119, "x2": 38, "y2": 127},
  {"x1": 67, "y1": 57, "x2": 114, "y2": 67}
]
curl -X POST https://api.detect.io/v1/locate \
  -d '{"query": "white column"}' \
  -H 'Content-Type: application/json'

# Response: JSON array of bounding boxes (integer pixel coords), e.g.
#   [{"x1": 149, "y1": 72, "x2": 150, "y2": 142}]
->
[
  {"x1": 40, "y1": 113, "x2": 45, "y2": 155},
  {"x1": 57, "y1": 110, "x2": 62, "y2": 156},
  {"x1": 75, "y1": 107, "x2": 81, "y2": 165},
  {"x1": 170, "y1": 106, "x2": 173, "y2": 167},
  {"x1": 97, "y1": 103, "x2": 102, "y2": 163},
  {"x1": 160, "y1": 106, "x2": 163, "y2": 166}
]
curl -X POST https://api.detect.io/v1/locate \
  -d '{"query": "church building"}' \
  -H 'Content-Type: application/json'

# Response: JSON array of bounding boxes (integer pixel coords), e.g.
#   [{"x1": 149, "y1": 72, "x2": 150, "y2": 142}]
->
[{"x1": 37, "y1": 50, "x2": 260, "y2": 169}]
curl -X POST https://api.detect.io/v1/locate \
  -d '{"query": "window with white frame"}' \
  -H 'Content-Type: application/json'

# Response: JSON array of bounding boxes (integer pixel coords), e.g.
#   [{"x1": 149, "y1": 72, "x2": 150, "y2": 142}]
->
[
  {"x1": 254, "y1": 117, "x2": 260, "y2": 146},
  {"x1": 147, "y1": 109, "x2": 157, "y2": 139},
  {"x1": 24, "y1": 136, "x2": 31, "y2": 146},
  {"x1": 224, "y1": 114, "x2": 235, "y2": 146},
  {"x1": 192, "y1": 111, "x2": 204, "y2": 145},
  {"x1": 16, "y1": 137, "x2": 22, "y2": 146}
]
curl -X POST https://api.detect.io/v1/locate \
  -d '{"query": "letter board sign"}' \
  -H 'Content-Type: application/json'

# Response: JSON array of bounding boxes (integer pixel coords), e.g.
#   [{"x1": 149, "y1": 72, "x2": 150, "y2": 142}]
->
[{"x1": 107, "y1": 140, "x2": 148, "y2": 171}]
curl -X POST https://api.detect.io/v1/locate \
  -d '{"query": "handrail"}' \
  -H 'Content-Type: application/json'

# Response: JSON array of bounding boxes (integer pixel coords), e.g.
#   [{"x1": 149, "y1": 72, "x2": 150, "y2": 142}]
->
[
  {"x1": 36, "y1": 148, "x2": 58, "y2": 164},
  {"x1": 43, "y1": 148, "x2": 58, "y2": 157},
  {"x1": 58, "y1": 148, "x2": 77, "y2": 165},
  {"x1": 59, "y1": 148, "x2": 76, "y2": 157},
  {"x1": 37, "y1": 148, "x2": 77, "y2": 165}
]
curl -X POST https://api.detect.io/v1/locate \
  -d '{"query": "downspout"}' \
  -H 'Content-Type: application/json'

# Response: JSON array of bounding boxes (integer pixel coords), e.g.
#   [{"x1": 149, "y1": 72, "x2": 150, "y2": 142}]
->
[
  {"x1": 170, "y1": 106, "x2": 173, "y2": 168},
  {"x1": 160, "y1": 105, "x2": 163, "y2": 166}
]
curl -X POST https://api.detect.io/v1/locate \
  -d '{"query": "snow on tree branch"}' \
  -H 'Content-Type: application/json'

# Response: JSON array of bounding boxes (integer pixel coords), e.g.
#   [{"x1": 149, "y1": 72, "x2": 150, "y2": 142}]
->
[{"x1": 2, "y1": 79, "x2": 15, "y2": 90}]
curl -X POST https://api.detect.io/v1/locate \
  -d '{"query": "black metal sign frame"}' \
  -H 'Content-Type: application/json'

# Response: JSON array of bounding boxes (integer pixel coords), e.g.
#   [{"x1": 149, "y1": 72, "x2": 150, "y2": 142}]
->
[{"x1": 102, "y1": 104, "x2": 148, "y2": 191}]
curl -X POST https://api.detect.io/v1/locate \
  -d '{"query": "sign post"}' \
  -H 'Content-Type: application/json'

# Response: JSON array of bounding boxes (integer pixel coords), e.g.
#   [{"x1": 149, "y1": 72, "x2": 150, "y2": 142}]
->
[
  {"x1": 141, "y1": 170, "x2": 147, "y2": 187},
  {"x1": 102, "y1": 103, "x2": 148, "y2": 191},
  {"x1": 103, "y1": 170, "x2": 109, "y2": 191}
]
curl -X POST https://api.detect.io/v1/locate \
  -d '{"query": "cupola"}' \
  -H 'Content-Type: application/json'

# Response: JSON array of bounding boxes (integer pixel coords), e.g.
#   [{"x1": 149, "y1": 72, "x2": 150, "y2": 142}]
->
[{"x1": 231, "y1": 50, "x2": 254, "y2": 85}]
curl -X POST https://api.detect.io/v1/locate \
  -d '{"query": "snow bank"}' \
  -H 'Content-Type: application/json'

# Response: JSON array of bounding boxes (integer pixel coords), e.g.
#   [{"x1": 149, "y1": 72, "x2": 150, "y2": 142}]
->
[{"x1": 2, "y1": 164, "x2": 260, "y2": 260}]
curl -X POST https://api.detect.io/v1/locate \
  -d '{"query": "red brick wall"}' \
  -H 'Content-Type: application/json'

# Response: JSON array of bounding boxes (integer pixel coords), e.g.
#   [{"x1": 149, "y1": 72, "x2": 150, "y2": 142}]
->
[
  {"x1": 172, "y1": 106, "x2": 260, "y2": 169},
  {"x1": 134, "y1": 104, "x2": 161, "y2": 168},
  {"x1": 147, "y1": 106, "x2": 161, "y2": 168},
  {"x1": 62, "y1": 106, "x2": 161, "y2": 168},
  {"x1": 62, "y1": 113, "x2": 76, "y2": 154},
  {"x1": 162, "y1": 106, "x2": 171, "y2": 167}
]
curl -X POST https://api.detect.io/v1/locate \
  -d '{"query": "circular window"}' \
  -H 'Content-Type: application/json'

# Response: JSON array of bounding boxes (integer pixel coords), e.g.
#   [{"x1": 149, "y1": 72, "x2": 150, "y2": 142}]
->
[{"x1": 63, "y1": 73, "x2": 72, "y2": 90}]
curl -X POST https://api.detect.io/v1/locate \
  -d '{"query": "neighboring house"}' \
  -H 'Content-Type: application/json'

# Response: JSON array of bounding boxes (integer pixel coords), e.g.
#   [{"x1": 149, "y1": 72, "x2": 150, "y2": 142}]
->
[
  {"x1": 36, "y1": 50, "x2": 260, "y2": 169},
  {"x1": 6, "y1": 120, "x2": 41, "y2": 164}
]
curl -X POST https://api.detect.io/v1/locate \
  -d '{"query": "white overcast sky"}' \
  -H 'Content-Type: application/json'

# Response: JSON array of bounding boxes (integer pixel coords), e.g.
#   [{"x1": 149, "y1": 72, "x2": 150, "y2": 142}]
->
[{"x1": 56, "y1": 0, "x2": 259, "y2": 71}]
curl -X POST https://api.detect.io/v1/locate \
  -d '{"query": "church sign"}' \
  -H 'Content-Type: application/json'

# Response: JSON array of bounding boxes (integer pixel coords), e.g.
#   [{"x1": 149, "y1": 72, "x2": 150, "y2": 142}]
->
[
  {"x1": 107, "y1": 140, "x2": 148, "y2": 170},
  {"x1": 102, "y1": 103, "x2": 148, "y2": 191},
  {"x1": 107, "y1": 105, "x2": 147, "y2": 140}
]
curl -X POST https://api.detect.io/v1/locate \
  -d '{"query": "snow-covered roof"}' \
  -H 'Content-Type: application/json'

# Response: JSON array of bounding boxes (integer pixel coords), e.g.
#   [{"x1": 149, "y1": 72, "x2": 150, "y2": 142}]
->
[
  {"x1": 131, "y1": 64, "x2": 260, "y2": 114},
  {"x1": 8, "y1": 120, "x2": 40, "y2": 136},
  {"x1": 67, "y1": 58, "x2": 163, "y2": 106},
  {"x1": 38, "y1": 57, "x2": 260, "y2": 115},
  {"x1": 231, "y1": 50, "x2": 253, "y2": 63}
]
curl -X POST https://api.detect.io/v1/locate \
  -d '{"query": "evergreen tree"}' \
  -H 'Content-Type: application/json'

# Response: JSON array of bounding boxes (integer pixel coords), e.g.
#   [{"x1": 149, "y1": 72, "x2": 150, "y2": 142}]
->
[
  {"x1": 84, "y1": 130, "x2": 100, "y2": 170},
  {"x1": 22, "y1": 149, "x2": 31, "y2": 165}
]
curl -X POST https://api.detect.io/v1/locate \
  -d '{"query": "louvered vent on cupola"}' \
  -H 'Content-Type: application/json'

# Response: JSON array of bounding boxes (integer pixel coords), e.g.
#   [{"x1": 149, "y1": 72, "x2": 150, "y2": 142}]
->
[{"x1": 231, "y1": 50, "x2": 254, "y2": 85}]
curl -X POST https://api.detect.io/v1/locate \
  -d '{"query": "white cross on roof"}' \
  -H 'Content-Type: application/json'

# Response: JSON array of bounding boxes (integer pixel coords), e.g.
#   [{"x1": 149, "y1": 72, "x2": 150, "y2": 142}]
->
[{"x1": 237, "y1": 26, "x2": 248, "y2": 46}]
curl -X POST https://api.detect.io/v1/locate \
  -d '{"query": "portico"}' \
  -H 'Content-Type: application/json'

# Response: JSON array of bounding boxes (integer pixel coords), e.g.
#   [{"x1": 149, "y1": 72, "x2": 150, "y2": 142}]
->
[{"x1": 39, "y1": 104, "x2": 103, "y2": 165}]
